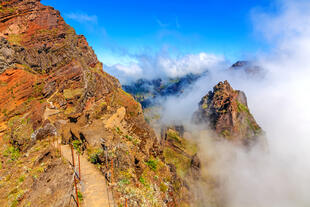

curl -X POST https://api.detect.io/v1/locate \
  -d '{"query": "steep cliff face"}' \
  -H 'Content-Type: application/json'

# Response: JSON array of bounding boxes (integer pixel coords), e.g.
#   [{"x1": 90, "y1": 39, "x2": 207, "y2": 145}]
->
[
  {"x1": 0, "y1": 1, "x2": 192, "y2": 206},
  {"x1": 194, "y1": 80, "x2": 263, "y2": 145}
]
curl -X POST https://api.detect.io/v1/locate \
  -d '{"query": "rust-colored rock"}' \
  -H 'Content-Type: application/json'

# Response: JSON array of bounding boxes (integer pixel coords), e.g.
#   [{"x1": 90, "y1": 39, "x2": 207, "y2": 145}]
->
[
  {"x1": 194, "y1": 80, "x2": 263, "y2": 146},
  {"x1": 0, "y1": 0, "x2": 190, "y2": 206}
]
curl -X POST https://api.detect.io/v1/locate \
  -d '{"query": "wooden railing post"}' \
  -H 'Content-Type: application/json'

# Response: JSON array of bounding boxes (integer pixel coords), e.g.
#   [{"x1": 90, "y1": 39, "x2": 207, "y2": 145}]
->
[
  {"x1": 78, "y1": 153, "x2": 81, "y2": 180},
  {"x1": 71, "y1": 144, "x2": 75, "y2": 168},
  {"x1": 111, "y1": 159, "x2": 114, "y2": 183},
  {"x1": 74, "y1": 176, "x2": 80, "y2": 207}
]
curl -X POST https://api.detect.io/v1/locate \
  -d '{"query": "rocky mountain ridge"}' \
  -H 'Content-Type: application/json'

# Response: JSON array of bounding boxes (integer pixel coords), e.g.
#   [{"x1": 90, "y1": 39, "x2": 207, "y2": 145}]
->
[
  {"x1": 193, "y1": 80, "x2": 263, "y2": 145},
  {"x1": 0, "y1": 0, "x2": 265, "y2": 206},
  {"x1": 0, "y1": 0, "x2": 196, "y2": 206}
]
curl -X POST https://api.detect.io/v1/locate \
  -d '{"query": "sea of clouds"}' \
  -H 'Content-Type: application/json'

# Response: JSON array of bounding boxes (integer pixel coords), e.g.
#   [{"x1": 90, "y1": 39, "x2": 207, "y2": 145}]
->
[
  {"x1": 103, "y1": 52, "x2": 227, "y2": 84},
  {"x1": 107, "y1": 0, "x2": 310, "y2": 206}
]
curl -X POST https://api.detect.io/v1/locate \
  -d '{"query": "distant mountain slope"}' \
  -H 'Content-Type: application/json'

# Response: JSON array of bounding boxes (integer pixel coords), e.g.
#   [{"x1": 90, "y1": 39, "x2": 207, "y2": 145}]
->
[
  {"x1": 123, "y1": 73, "x2": 203, "y2": 108},
  {"x1": 122, "y1": 60, "x2": 263, "y2": 109},
  {"x1": 230, "y1": 60, "x2": 262, "y2": 75}
]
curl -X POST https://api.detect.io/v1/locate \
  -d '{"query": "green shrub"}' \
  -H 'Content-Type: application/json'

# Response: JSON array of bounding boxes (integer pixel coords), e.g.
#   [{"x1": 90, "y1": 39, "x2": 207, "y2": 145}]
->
[
  {"x1": 119, "y1": 178, "x2": 130, "y2": 186},
  {"x1": 115, "y1": 127, "x2": 121, "y2": 134},
  {"x1": 167, "y1": 130, "x2": 181, "y2": 144},
  {"x1": 124, "y1": 135, "x2": 132, "y2": 141},
  {"x1": 72, "y1": 139, "x2": 82, "y2": 153},
  {"x1": 163, "y1": 148, "x2": 191, "y2": 179},
  {"x1": 3, "y1": 146, "x2": 20, "y2": 161},
  {"x1": 88, "y1": 148, "x2": 103, "y2": 164},
  {"x1": 77, "y1": 191, "x2": 83, "y2": 201},
  {"x1": 139, "y1": 176, "x2": 146, "y2": 185},
  {"x1": 221, "y1": 129, "x2": 230, "y2": 137},
  {"x1": 145, "y1": 159, "x2": 158, "y2": 171},
  {"x1": 18, "y1": 175, "x2": 25, "y2": 183},
  {"x1": 201, "y1": 103, "x2": 208, "y2": 109},
  {"x1": 237, "y1": 101, "x2": 250, "y2": 114}
]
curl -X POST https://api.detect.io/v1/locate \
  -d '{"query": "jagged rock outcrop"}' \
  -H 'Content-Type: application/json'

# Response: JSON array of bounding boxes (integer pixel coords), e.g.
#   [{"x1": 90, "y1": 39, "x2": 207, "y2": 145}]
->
[
  {"x1": 0, "y1": 0, "x2": 191, "y2": 206},
  {"x1": 193, "y1": 80, "x2": 263, "y2": 146}
]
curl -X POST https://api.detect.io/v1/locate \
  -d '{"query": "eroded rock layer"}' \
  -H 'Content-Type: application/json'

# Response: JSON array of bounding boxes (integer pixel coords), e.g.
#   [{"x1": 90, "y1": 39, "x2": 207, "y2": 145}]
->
[
  {"x1": 194, "y1": 80, "x2": 263, "y2": 145},
  {"x1": 0, "y1": 0, "x2": 194, "y2": 206}
]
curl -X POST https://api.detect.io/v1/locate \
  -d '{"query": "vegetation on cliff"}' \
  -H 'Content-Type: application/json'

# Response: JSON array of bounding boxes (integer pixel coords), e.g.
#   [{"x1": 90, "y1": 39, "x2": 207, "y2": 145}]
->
[
  {"x1": 0, "y1": 0, "x2": 266, "y2": 206},
  {"x1": 0, "y1": 0, "x2": 194, "y2": 206}
]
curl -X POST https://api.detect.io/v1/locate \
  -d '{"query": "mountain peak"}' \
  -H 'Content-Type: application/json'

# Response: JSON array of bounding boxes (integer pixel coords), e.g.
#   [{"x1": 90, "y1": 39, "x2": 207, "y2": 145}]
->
[
  {"x1": 0, "y1": 1, "x2": 196, "y2": 206},
  {"x1": 194, "y1": 80, "x2": 263, "y2": 146},
  {"x1": 231, "y1": 60, "x2": 249, "y2": 68}
]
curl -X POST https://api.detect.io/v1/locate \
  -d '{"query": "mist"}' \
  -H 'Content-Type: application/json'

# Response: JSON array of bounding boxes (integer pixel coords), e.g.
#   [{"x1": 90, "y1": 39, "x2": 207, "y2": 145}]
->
[
  {"x1": 158, "y1": 0, "x2": 310, "y2": 206},
  {"x1": 111, "y1": 0, "x2": 310, "y2": 206}
]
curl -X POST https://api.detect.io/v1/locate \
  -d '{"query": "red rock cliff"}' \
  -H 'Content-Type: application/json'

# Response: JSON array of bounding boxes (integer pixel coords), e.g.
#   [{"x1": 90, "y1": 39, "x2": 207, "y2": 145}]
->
[
  {"x1": 194, "y1": 80, "x2": 263, "y2": 146},
  {"x1": 0, "y1": 0, "x2": 192, "y2": 206}
]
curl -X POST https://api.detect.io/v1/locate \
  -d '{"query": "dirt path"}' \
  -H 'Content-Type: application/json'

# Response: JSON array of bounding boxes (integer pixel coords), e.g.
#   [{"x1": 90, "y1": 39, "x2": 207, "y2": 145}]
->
[{"x1": 59, "y1": 143, "x2": 114, "y2": 207}]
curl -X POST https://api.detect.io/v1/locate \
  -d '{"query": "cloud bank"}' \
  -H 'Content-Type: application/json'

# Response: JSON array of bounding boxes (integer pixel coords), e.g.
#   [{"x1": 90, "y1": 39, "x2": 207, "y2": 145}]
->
[
  {"x1": 155, "y1": 0, "x2": 310, "y2": 206},
  {"x1": 100, "y1": 0, "x2": 310, "y2": 206},
  {"x1": 103, "y1": 52, "x2": 226, "y2": 83}
]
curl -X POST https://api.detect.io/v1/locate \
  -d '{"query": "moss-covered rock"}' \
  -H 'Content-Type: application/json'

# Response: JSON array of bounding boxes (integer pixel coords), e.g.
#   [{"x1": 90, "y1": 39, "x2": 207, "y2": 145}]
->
[{"x1": 63, "y1": 88, "x2": 84, "y2": 99}]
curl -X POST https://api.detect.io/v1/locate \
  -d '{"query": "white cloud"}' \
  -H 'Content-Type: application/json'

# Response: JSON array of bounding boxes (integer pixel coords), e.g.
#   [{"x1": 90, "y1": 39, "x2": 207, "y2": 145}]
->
[
  {"x1": 114, "y1": 63, "x2": 142, "y2": 76},
  {"x1": 65, "y1": 12, "x2": 98, "y2": 24},
  {"x1": 103, "y1": 52, "x2": 226, "y2": 84},
  {"x1": 157, "y1": 52, "x2": 224, "y2": 77},
  {"x1": 99, "y1": 1, "x2": 310, "y2": 205},
  {"x1": 156, "y1": 1, "x2": 310, "y2": 206},
  {"x1": 253, "y1": 0, "x2": 310, "y2": 44}
]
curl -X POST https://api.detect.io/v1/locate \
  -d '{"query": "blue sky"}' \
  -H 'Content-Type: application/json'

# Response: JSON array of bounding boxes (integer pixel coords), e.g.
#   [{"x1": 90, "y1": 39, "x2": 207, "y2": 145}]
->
[{"x1": 42, "y1": 0, "x2": 274, "y2": 65}]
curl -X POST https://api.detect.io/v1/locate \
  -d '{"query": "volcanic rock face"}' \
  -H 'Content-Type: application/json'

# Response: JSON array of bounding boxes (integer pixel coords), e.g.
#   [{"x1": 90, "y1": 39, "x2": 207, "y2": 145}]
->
[
  {"x1": 0, "y1": 0, "x2": 120, "y2": 125},
  {"x1": 0, "y1": 0, "x2": 99, "y2": 73},
  {"x1": 194, "y1": 80, "x2": 262, "y2": 145},
  {"x1": 0, "y1": 1, "x2": 192, "y2": 206}
]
